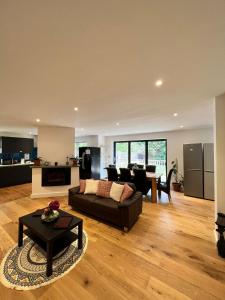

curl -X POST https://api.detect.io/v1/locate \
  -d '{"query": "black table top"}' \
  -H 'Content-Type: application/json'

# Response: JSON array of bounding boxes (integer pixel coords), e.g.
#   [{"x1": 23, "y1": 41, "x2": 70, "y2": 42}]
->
[{"x1": 19, "y1": 209, "x2": 82, "y2": 242}]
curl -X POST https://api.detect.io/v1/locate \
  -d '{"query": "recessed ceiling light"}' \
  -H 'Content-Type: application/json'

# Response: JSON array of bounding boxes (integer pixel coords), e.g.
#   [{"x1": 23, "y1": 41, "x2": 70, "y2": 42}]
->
[
  {"x1": 180, "y1": 125, "x2": 184, "y2": 128},
  {"x1": 36, "y1": 118, "x2": 40, "y2": 123},
  {"x1": 116, "y1": 122, "x2": 120, "y2": 126},
  {"x1": 173, "y1": 113, "x2": 178, "y2": 117},
  {"x1": 155, "y1": 79, "x2": 163, "y2": 87},
  {"x1": 74, "y1": 107, "x2": 78, "y2": 111}
]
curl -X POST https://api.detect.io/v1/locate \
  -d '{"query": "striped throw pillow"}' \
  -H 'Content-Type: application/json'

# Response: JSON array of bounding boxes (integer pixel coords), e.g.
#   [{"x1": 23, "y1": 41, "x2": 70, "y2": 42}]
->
[
  {"x1": 120, "y1": 183, "x2": 134, "y2": 202},
  {"x1": 96, "y1": 180, "x2": 112, "y2": 198},
  {"x1": 79, "y1": 180, "x2": 86, "y2": 193}
]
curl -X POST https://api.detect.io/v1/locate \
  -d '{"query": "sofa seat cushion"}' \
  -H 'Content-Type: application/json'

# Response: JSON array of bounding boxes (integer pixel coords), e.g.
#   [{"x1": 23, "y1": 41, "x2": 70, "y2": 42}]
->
[
  {"x1": 91, "y1": 197, "x2": 121, "y2": 224},
  {"x1": 71, "y1": 193, "x2": 99, "y2": 211}
]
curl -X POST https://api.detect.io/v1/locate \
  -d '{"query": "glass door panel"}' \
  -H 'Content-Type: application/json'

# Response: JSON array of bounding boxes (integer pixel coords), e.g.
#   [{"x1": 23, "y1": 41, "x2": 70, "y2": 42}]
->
[
  {"x1": 130, "y1": 141, "x2": 145, "y2": 166},
  {"x1": 148, "y1": 140, "x2": 167, "y2": 181},
  {"x1": 115, "y1": 142, "x2": 129, "y2": 168}
]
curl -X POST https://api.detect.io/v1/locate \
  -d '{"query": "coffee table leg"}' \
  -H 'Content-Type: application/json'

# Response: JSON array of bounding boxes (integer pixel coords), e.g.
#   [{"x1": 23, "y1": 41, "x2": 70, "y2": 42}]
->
[
  {"x1": 47, "y1": 242, "x2": 53, "y2": 277},
  {"x1": 78, "y1": 221, "x2": 83, "y2": 249},
  {"x1": 18, "y1": 221, "x2": 23, "y2": 247}
]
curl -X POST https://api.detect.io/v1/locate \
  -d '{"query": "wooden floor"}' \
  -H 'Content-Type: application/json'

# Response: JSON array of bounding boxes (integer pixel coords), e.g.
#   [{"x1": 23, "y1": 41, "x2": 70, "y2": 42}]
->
[{"x1": 0, "y1": 184, "x2": 225, "y2": 300}]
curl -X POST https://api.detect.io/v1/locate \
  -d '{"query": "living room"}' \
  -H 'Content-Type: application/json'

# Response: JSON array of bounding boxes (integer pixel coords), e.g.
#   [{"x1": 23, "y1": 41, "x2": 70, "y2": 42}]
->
[{"x1": 1, "y1": 1, "x2": 225, "y2": 299}]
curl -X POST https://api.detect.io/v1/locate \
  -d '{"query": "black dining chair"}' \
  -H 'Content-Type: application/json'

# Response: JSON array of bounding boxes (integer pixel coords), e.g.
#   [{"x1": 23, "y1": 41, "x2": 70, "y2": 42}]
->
[
  {"x1": 137, "y1": 164, "x2": 144, "y2": 169},
  {"x1": 146, "y1": 165, "x2": 156, "y2": 173},
  {"x1": 108, "y1": 164, "x2": 116, "y2": 168},
  {"x1": 106, "y1": 167, "x2": 119, "y2": 182},
  {"x1": 133, "y1": 169, "x2": 151, "y2": 195},
  {"x1": 127, "y1": 163, "x2": 135, "y2": 170},
  {"x1": 157, "y1": 168, "x2": 174, "y2": 200},
  {"x1": 119, "y1": 168, "x2": 132, "y2": 182},
  {"x1": 128, "y1": 163, "x2": 144, "y2": 170}
]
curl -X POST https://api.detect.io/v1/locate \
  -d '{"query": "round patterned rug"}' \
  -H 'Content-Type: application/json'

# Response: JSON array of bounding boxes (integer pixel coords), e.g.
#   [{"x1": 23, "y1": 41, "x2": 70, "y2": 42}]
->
[{"x1": 0, "y1": 228, "x2": 88, "y2": 290}]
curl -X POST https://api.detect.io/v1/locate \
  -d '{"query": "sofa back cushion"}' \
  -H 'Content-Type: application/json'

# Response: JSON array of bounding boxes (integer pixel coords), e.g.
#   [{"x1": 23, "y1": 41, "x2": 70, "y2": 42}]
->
[
  {"x1": 110, "y1": 182, "x2": 124, "y2": 202},
  {"x1": 84, "y1": 179, "x2": 99, "y2": 194},
  {"x1": 96, "y1": 180, "x2": 112, "y2": 198},
  {"x1": 120, "y1": 183, "x2": 134, "y2": 202},
  {"x1": 79, "y1": 179, "x2": 86, "y2": 193}
]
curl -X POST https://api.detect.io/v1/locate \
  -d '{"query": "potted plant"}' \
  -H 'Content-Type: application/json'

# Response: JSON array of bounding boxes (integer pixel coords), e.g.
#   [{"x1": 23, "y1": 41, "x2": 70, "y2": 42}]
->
[
  {"x1": 171, "y1": 159, "x2": 184, "y2": 192},
  {"x1": 34, "y1": 157, "x2": 42, "y2": 166}
]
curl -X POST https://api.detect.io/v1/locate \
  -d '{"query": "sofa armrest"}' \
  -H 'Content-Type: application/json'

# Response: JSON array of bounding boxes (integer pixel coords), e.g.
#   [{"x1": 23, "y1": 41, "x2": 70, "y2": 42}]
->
[
  {"x1": 118, "y1": 191, "x2": 143, "y2": 230},
  {"x1": 118, "y1": 191, "x2": 142, "y2": 208},
  {"x1": 69, "y1": 186, "x2": 80, "y2": 194}
]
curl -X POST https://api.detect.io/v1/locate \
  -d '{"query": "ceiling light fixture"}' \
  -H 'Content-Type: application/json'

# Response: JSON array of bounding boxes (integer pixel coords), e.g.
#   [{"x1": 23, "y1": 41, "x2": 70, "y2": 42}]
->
[
  {"x1": 155, "y1": 79, "x2": 163, "y2": 87},
  {"x1": 180, "y1": 125, "x2": 184, "y2": 128},
  {"x1": 74, "y1": 107, "x2": 78, "y2": 111},
  {"x1": 173, "y1": 112, "x2": 178, "y2": 117},
  {"x1": 116, "y1": 122, "x2": 120, "y2": 126},
  {"x1": 36, "y1": 118, "x2": 40, "y2": 123}
]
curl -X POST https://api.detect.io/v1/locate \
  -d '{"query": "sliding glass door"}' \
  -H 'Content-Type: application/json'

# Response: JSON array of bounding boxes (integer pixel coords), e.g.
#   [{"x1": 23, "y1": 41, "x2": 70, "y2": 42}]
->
[
  {"x1": 130, "y1": 141, "x2": 145, "y2": 165},
  {"x1": 114, "y1": 139, "x2": 167, "y2": 180},
  {"x1": 115, "y1": 142, "x2": 129, "y2": 168},
  {"x1": 148, "y1": 140, "x2": 167, "y2": 181}
]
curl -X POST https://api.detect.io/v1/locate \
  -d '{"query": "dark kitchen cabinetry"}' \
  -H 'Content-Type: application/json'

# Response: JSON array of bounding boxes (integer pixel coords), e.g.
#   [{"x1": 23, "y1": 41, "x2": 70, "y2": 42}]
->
[{"x1": 1, "y1": 137, "x2": 34, "y2": 154}]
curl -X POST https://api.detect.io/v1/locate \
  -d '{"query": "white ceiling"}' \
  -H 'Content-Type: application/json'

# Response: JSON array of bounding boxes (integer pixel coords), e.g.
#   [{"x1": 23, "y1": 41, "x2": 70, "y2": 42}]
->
[{"x1": 0, "y1": 0, "x2": 225, "y2": 137}]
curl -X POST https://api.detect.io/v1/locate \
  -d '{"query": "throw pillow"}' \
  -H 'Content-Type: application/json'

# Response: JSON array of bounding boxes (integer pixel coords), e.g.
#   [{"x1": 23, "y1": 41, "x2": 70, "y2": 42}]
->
[
  {"x1": 84, "y1": 179, "x2": 99, "y2": 194},
  {"x1": 96, "y1": 180, "x2": 112, "y2": 198},
  {"x1": 110, "y1": 182, "x2": 124, "y2": 202},
  {"x1": 79, "y1": 180, "x2": 86, "y2": 193},
  {"x1": 120, "y1": 183, "x2": 134, "y2": 202}
]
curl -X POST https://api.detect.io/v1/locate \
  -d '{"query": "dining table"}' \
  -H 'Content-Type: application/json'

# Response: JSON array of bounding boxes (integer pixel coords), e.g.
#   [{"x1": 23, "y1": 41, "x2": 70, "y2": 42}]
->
[{"x1": 130, "y1": 171, "x2": 159, "y2": 203}]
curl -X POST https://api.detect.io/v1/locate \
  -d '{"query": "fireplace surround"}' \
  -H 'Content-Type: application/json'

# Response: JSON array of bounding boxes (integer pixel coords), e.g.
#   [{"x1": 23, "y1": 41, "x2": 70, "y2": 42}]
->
[{"x1": 42, "y1": 167, "x2": 71, "y2": 186}]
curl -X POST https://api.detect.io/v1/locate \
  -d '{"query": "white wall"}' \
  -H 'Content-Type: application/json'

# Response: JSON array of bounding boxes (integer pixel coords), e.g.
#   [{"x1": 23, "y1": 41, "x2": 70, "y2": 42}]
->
[
  {"x1": 214, "y1": 94, "x2": 225, "y2": 214},
  {"x1": 75, "y1": 135, "x2": 98, "y2": 147},
  {"x1": 38, "y1": 126, "x2": 75, "y2": 165},
  {"x1": 104, "y1": 128, "x2": 214, "y2": 176}
]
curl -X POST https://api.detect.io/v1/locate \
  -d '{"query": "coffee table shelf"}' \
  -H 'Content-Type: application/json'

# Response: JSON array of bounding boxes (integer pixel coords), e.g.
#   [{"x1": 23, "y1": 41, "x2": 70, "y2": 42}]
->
[{"x1": 24, "y1": 229, "x2": 78, "y2": 257}]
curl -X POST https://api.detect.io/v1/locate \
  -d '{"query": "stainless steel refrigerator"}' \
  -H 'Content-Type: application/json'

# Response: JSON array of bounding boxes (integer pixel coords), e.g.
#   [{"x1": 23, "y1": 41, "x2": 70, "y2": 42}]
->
[
  {"x1": 183, "y1": 143, "x2": 204, "y2": 198},
  {"x1": 203, "y1": 143, "x2": 214, "y2": 200}
]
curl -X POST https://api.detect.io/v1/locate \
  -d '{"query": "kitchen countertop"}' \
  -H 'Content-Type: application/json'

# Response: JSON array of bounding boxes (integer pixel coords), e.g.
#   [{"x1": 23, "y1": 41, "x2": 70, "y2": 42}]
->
[
  {"x1": 0, "y1": 163, "x2": 34, "y2": 168},
  {"x1": 31, "y1": 165, "x2": 79, "y2": 168}
]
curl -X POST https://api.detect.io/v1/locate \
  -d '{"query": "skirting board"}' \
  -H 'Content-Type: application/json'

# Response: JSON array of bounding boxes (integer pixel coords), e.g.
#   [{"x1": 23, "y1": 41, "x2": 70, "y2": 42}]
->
[{"x1": 31, "y1": 191, "x2": 68, "y2": 199}]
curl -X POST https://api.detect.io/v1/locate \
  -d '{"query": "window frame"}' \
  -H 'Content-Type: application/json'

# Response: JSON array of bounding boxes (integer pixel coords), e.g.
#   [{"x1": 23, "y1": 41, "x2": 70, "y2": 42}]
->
[{"x1": 113, "y1": 139, "x2": 167, "y2": 176}]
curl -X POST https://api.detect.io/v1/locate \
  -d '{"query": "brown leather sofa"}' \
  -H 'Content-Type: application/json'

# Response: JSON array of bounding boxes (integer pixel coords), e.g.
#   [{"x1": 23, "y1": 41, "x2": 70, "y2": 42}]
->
[{"x1": 68, "y1": 182, "x2": 142, "y2": 231}]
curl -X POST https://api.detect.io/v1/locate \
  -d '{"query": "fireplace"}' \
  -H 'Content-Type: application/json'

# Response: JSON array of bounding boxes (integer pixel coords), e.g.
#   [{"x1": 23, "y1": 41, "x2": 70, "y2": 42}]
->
[{"x1": 42, "y1": 167, "x2": 71, "y2": 186}]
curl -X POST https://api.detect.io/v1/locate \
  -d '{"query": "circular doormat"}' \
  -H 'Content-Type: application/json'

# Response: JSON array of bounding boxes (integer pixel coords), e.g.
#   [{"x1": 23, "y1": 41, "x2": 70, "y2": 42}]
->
[{"x1": 0, "y1": 229, "x2": 88, "y2": 290}]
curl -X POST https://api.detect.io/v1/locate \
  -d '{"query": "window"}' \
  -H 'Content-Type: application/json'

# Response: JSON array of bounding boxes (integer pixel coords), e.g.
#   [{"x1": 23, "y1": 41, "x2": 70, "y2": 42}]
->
[
  {"x1": 75, "y1": 142, "x2": 87, "y2": 157},
  {"x1": 114, "y1": 139, "x2": 167, "y2": 180},
  {"x1": 148, "y1": 140, "x2": 167, "y2": 181},
  {"x1": 114, "y1": 142, "x2": 129, "y2": 168},
  {"x1": 130, "y1": 141, "x2": 145, "y2": 165}
]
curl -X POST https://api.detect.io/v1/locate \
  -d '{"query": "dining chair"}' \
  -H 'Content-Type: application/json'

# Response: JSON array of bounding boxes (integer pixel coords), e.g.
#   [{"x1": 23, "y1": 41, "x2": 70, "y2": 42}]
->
[
  {"x1": 108, "y1": 164, "x2": 116, "y2": 168},
  {"x1": 119, "y1": 168, "x2": 132, "y2": 182},
  {"x1": 127, "y1": 163, "x2": 135, "y2": 170},
  {"x1": 106, "y1": 167, "x2": 119, "y2": 182},
  {"x1": 137, "y1": 164, "x2": 144, "y2": 169},
  {"x1": 146, "y1": 165, "x2": 156, "y2": 172},
  {"x1": 133, "y1": 169, "x2": 151, "y2": 195},
  {"x1": 157, "y1": 168, "x2": 174, "y2": 200}
]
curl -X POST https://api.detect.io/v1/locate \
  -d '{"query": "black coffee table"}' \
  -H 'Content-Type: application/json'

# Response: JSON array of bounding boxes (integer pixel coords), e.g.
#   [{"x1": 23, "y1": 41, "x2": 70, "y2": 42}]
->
[{"x1": 18, "y1": 209, "x2": 83, "y2": 277}]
